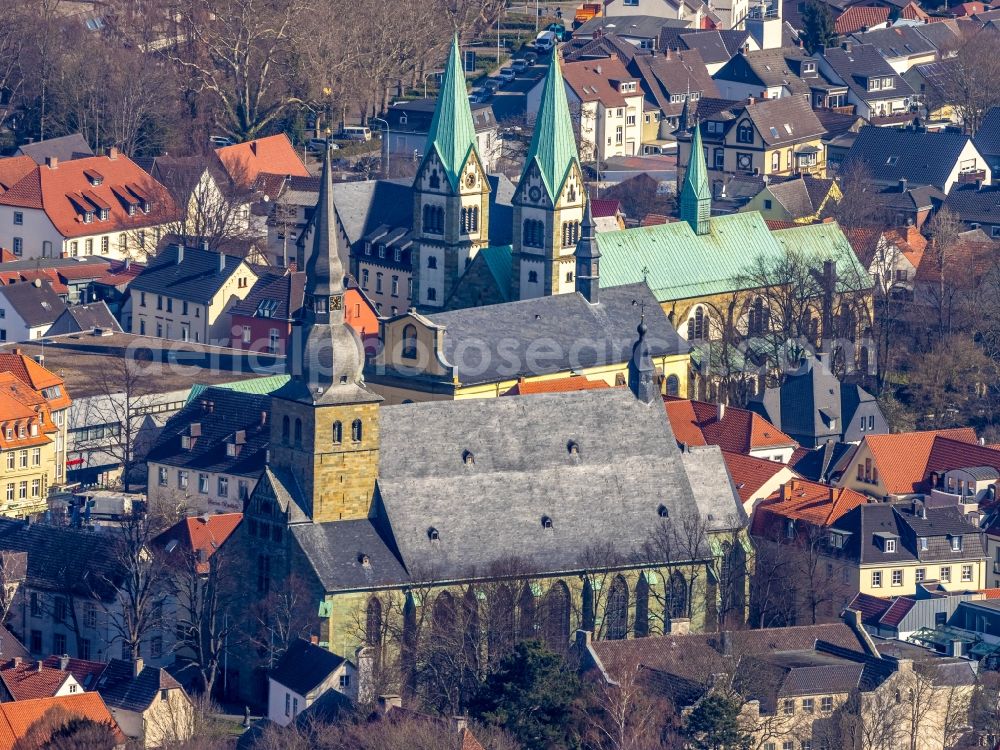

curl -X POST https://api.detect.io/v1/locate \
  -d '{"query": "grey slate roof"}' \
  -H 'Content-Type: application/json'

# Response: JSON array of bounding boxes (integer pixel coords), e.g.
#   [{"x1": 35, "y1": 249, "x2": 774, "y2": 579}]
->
[
  {"x1": 837, "y1": 504, "x2": 985, "y2": 566},
  {"x1": 714, "y1": 49, "x2": 813, "y2": 94},
  {"x1": 15, "y1": 134, "x2": 94, "y2": 165},
  {"x1": 974, "y1": 107, "x2": 1000, "y2": 159},
  {"x1": 145, "y1": 387, "x2": 270, "y2": 478},
  {"x1": 666, "y1": 29, "x2": 752, "y2": 65},
  {"x1": 822, "y1": 44, "x2": 913, "y2": 104},
  {"x1": 269, "y1": 638, "x2": 346, "y2": 695},
  {"x1": 0, "y1": 280, "x2": 67, "y2": 327},
  {"x1": 576, "y1": 14, "x2": 690, "y2": 40},
  {"x1": 47, "y1": 301, "x2": 122, "y2": 336},
  {"x1": 96, "y1": 659, "x2": 185, "y2": 712},
  {"x1": 842, "y1": 126, "x2": 975, "y2": 191},
  {"x1": 943, "y1": 183, "x2": 1000, "y2": 226},
  {"x1": 744, "y1": 95, "x2": 826, "y2": 147},
  {"x1": 129, "y1": 244, "x2": 248, "y2": 303},
  {"x1": 420, "y1": 282, "x2": 688, "y2": 386},
  {"x1": 229, "y1": 271, "x2": 304, "y2": 321},
  {"x1": 851, "y1": 25, "x2": 937, "y2": 59}
]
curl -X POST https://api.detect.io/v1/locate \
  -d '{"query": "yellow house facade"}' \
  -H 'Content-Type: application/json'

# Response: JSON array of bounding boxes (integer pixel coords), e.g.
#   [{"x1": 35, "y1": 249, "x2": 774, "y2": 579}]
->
[{"x1": 741, "y1": 176, "x2": 843, "y2": 224}]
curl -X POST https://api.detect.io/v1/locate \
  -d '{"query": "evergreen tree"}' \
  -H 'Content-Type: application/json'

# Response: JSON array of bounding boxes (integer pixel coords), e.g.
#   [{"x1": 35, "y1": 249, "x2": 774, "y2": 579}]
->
[
  {"x1": 470, "y1": 640, "x2": 580, "y2": 749},
  {"x1": 801, "y1": 0, "x2": 836, "y2": 55},
  {"x1": 684, "y1": 693, "x2": 752, "y2": 750}
]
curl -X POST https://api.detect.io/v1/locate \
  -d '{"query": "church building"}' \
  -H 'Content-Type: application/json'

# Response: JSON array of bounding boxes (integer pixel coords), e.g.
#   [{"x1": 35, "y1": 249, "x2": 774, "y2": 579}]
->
[{"x1": 232, "y1": 145, "x2": 749, "y2": 703}]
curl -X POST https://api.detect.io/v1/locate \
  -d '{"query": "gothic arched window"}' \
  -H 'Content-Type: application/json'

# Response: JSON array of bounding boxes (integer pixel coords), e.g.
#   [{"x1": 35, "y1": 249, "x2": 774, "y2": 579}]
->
[
  {"x1": 428, "y1": 169, "x2": 441, "y2": 190},
  {"x1": 737, "y1": 120, "x2": 754, "y2": 144},
  {"x1": 293, "y1": 418, "x2": 302, "y2": 447},
  {"x1": 281, "y1": 415, "x2": 290, "y2": 444},
  {"x1": 332, "y1": 421, "x2": 342, "y2": 444},
  {"x1": 365, "y1": 597, "x2": 383, "y2": 646},
  {"x1": 351, "y1": 419, "x2": 363, "y2": 442},
  {"x1": 542, "y1": 581, "x2": 571, "y2": 652},
  {"x1": 667, "y1": 571, "x2": 687, "y2": 620},
  {"x1": 634, "y1": 573, "x2": 650, "y2": 638},
  {"x1": 402, "y1": 324, "x2": 418, "y2": 360},
  {"x1": 687, "y1": 306, "x2": 706, "y2": 341},
  {"x1": 606, "y1": 575, "x2": 629, "y2": 640},
  {"x1": 665, "y1": 374, "x2": 680, "y2": 397}
]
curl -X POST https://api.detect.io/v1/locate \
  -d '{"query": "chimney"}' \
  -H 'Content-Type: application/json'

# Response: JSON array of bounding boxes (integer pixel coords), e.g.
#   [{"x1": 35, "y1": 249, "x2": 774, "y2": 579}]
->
[
  {"x1": 176, "y1": 244, "x2": 184, "y2": 265},
  {"x1": 59, "y1": 655, "x2": 69, "y2": 671},
  {"x1": 107, "y1": 147, "x2": 119, "y2": 160},
  {"x1": 11, "y1": 657, "x2": 20, "y2": 668},
  {"x1": 841, "y1": 41, "x2": 852, "y2": 52},
  {"x1": 218, "y1": 252, "x2": 226, "y2": 273},
  {"x1": 378, "y1": 695, "x2": 402, "y2": 713},
  {"x1": 746, "y1": 96, "x2": 755, "y2": 105},
  {"x1": 35, "y1": 660, "x2": 43, "y2": 673},
  {"x1": 453, "y1": 716, "x2": 469, "y2": 734},
  {"x1": 132, "y1": 657, "x2": 144, "y2": 678},
  {"x1": 260, "y1": 410, "x2": 268, "y2": 426},
  {"x1": 898, "y1": 178, "x2": 908, "y2": 192},
  {"x1": 45, "y1": 156, "x2": 58, "y2": 170},
  {"x1": 668, "y1": 617, "x2": 691, "y2": 635},
  {"x1": 717, "y1": 402, "x2": 726, "y2": 421}
]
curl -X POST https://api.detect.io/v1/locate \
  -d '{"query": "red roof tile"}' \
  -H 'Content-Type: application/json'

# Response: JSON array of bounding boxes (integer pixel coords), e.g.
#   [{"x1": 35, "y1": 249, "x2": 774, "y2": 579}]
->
[
  {"x1": 562, "y1": 57, "x2": 638, "y2": 108},
  {"x1": 924, "y1": 437, "x2": 1000, "y2": 484},
  {"x1": 589, "y1": 198, "x2": 622, "y2": 219},
  {"x1": 835, "y1": 5, "x2": 890, "y2": 34},
  {"x1": 0, "y1": 692, "x2": 125, "y2": 749},
  {"x1": 0, "y1": 153, "x2": 177, "y2": 239},
  {"x1": 664, "y1": 398, "x2": 796, "y2": 453},
  {"x1": 765, "y1": 219, "x2": 799, "y2": 230},
  {"x1": 503, "y1": 375, "x2": 612, "y2": 396},
  {"x1": 216, "y1": 134, "x2": 309, "y2": 185},
  {"x1": 0, "y1": 157, "x2": 36, "y2": 194},
  {"x1": 0, "y1": 351, "x2": 71, "y2": 410},
  {"x1": 0, "y1": 661, "x2": 77, "y2": 701},
  {"x1": 722, "y1": 450, "x2": 793, "y2": 504},
  {"x1": 880, "y1": 597, "x2": 915, "y2": 627},
  {"x1": 751, "y1": 479, "x2": 869, "y2": 535},
  {"x1": 154, "y1": 513, "x2": 242, "y2": 575},
  {"x1": 864, "y1": 428, "x2": 978, "y2": 494},
  {"x1": 980, "y1": 588, "x2": 1000, "y2": 599},
  {"x1": 900, "y1": 2, "x2": 929, "y2": 20}
]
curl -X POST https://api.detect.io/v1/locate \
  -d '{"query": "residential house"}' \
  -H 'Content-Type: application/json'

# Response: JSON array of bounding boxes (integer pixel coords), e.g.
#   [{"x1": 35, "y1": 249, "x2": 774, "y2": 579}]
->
[
  {"x1": 214, "y1": 134, "x2": 309, "y2": 187},
  {"x1": 624, "y1": 48, "x2": 720, "y2": 137},
  {"x1": 261, "y1": 174, "x2": 319, "y2": 268},
  {"x1": 677, "y1": 94, "x2": 827, "y2": 181},
  {"x1": 46, "y1": 301, "x2": 122, "y2": 337},
  {"x1": 15, "y1": 134, "x2": 94, "y2": 165},
  {"x1": 749, "y1": 354, "x2": 887, "y2": 447},
  {"x1": 741, "y1": 174, "x2": 841, "y2": 222},
  {"x1": 0, "y1": 657, "x2": 84, "y2": 700},
  {"x1": 90, "y1": 259, "x2": 143, "y2": 327},
  {"x1": 383, "y1": 100, "x2": 501, "y2": 171},
  {"x1": 723, "y1": 449, "x2": 799, "y2": 512},
  {"x1": 868, "y1": 181, "x2": 945, "y2": 229},
  {"x1": 943, "y1": 182, "x2": 1000, "y2": 239},
  {"x1": 0, "y1": 350, "x2": 72, "y2": 490},
  {"x1": 128, "y1": 243, "x2": 258, "y2": 344},
  {"x1": 267, "y1": 638, "x2": 357, "y2": 727},
  {"x1": 0, "y1": 150, "x2": 178, "y2": 262},
  {"x1": 848, "y1": 584, "x2": 983, "y2": 642},
  {"x1": 712, "y1": 47, "x2": 823, "y2": 102},
  {"x1": 0, "y1": 280, "x2": 67, "y2": 341},
  {"x1": 369, "y1": 282, "x2": 690, "y2": 403},
  {"x1": 590, "y1": 198, "x2": 626, "y2": 230},
  {"x1": 0, "y1": 693, "x2": 126, "y2": 749},
  {"x1": 791, "y1": 440, "x2": 855, "y2": 483},
  {"x1": 152, "y1": 513, "x2": 242, "y2": 575},
  {"x1": 834, "y1": 4, "x2": 890, "y2": 33},
  {"x1": 846, "y1": 224, "x2": 927, "y2": 300},
  {"x1": 842, "y1": 126, "x2": 993, "y2": 194},
  {"x1": 562, "y1": 57, "x2": 645, "y2": 160},
  {"x1": 0, "y1": 519, "x2": 177, "y2": 668},
  {"x1": 666, "y1": 28, "x2": 759, "y2": 74},
  {"x1": 145, "y1": 388, "x2": 269, "y2": 514},
  {"x1": 574, "y1": 14, "x2": 701, "y2": 48},
  {"x1": 354, "y1": 224, "x2": 416, "y2": 316},
  {"x1": 835, "y1": 428, "x2": 979, "y2": 499},
  {"x1": 0, "y1": 158, "x2": 37, "y2": 196},
  {"x1": 973, "y1": 107, "x2": 1000, "y2": 179},
  {"x1": 0, "y1": 373, "x2": 61, "y2": 517},
  {"x1": 664, "y1": 397, "x2": 798, "y2": 461},
  {"x1": 817, "y1": 41, "x2": 914, "y2": 121}
]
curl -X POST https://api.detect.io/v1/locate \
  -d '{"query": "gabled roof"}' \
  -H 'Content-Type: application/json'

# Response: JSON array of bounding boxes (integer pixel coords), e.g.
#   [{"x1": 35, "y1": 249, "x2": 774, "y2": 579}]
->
[
  {"x1": 15, "y1": 134, "x2": 94, "y2": 165},
  {"x1": 974, "y1": 107, "x2": 1000, "y2": 157},
  {"x1": 50, "y1": 301, "x2": 122, "y2": 334},
  {"x1": 0, "y1": 153, "x2": 177, "y2": 239},
  {"x1": 0, "y1": 693, "x2": 125, "y2": 750},
  {"x1": 0, "y1": 660, "x2": 76, "y2": 701},
  {"x1": 0, "y1": 280, "x2": 67, "y2": 328},
  {"x1": 763, "y1": 175, "x2": 836, "y2": 218},
  {"x1": 924, "y1": 436, "x2": 1000, "y2": 480},
  {"x1": 95, "y1": 659, "x2": 186, "y2": 712},
  {"x1": 503, "y1": 375, "x2": 611, "y2": 395},
  {"x1": 0, "y1": 157, "x2": 36, "y2": 194},
  {"x1": 562, "y1": 57, "x2": 638, "y2": 108},
  {"x1": 751, "y1": 478, "x2": 868, "y2": 533},
  {"x1": 835, "y1": 6, "x2": 889, "y2": 34},
  {"x1": 628, "y1": 49, "x2": 718, "y2": 119},
  {"x1": 215, "y1": 134, "x2": 309, "y2": 185},
  {"x1": 862, "y1": 428, "x2": 977, "y2": 494},
  {"x1": 522, "y1": 54, "x2": 581, "y2": 202},
  {"x1": 743, "y1": 94, "x2": 826, "y2": 147},
  {"x1": 943, "y1": 183, "x2": 1000, "y2": 225},
  {"x1": 153, "y1": 513, "x2": 242, "y2": 574},
  {"x1": 664, "y1": 398, "x2": 796, "y2": 453},
  {"x1": 424, "y1": 37, "x2": 480, "y2": 191},
  {"x1": 672, "y1": 29, "x2": 753, "y2": 65},
  {"x1": 129, "y1": 243, "x2": 253, "y2": 303},
  {"x1": 715, "y1": 48, "x2": 813, "y2": 94},
  {"x1": 230, "y1": 271, "x2": 304, "y2": 322},
  {"x1": 269, "y1": 638, "x2": 347, "y2": 696},
  {"x1": 722, "y1": 450, "x2": 795, "y2": 504},
  {"x1": 852, "y1": 24, "x2": 940, "y2": 58},
  {"x1": 844, "y1": 126, "x2": 977, "y2": 191},
  {"x1": 822, "y1": 43, "x2": 913, "y2": 104}
]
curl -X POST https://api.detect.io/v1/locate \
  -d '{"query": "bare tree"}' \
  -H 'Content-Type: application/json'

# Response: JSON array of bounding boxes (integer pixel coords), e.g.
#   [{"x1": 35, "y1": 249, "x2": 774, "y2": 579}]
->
[
  {"x1": 0, "y1": 552, "x2": 26, "y2": 625},
  {"x1": 581, "y1": 659, "x2": 675, "y2": 750},
  {"x1": 934, "y1": 26, "x2": 1000, "y2": 135}
]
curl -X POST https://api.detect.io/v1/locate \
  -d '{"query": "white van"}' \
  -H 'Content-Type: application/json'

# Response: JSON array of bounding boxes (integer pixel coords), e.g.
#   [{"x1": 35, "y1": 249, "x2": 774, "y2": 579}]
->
[
  {"x1": 534, "y1": 30, "x2": 557, "y2": 53},
  {"x1": 341, "y1": 126, "x2": 373, "y2": 142}
]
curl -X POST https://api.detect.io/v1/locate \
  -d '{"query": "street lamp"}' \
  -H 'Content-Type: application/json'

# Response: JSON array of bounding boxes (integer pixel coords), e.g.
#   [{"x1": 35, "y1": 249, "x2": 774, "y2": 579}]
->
[{"x1": 370, "y1": 116, "x2": 390, "y2": 177}]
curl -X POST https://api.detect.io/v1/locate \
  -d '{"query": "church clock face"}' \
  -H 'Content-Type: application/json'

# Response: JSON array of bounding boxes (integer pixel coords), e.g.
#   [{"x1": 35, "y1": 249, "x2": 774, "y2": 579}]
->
[
  {"x1": 330, "y1": 294, "x2": 343, "y2": 311},
  {"x1": 528, "y1": 185, "x2": 542, "y2": 203},
  {"x1": 737, "y1": 153, "x2": 752, "y2": 171},
  {"x1": 465, "y1": 172, "x2": 477, "y2": 189}
]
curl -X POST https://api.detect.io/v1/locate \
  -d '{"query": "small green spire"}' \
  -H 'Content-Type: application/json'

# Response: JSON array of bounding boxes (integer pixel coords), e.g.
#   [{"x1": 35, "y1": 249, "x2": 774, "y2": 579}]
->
[
  {"x1": 680, "y1": 121, "x2": 711, "y2": 235},
  {"x1": 522, "y1": 54, "x2": 580, "y2": 202},
  {"x1": 424, "y1": 36, "x2": 479, "y2": 190}
]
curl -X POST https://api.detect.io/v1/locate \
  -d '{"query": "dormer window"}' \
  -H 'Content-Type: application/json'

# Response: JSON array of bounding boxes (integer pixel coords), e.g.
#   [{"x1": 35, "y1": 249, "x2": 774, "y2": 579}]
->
[
  {"x1": 83, "y1": 211, "x2": 93, "y2": 224},
  {"x1": 885, "y1": 538, "x2": 896, "y2": 553},
  {"x1": 567, "y1": 440, "x2": 579, "y2": 455},
  {"x1": 226, "y1": 443, "x2": 237, "y2": 457},
  {"x1": 657, "y1": 504, "x2": 669, "y2": 518},
  {"x1": 951, "y1": 535, "x2": 963, "y2": 552},
  {"x1": 427, "y1": 527, "x2": 439, "y2": 541},
  {"x1": 99, "y1": 208, "x2": 108, "y2": 221},
  {"x1": 84, "y1": 170, "x2": 103, "y2": 186},
  {"x1": 181, "y1": 436, "x2": 192, "y2": 449},
  {"x1": 462, "y1": 450, "x2": 474, "y2": 465},
  {"x1": 128, "y1": 203, "x2": 136, "y2": 217},
  {"x1": 541, "y1": 515, "x2": 553, "y2": 529},
  {"x1": 142, "y1": 200, "x2": 151, "y2": 214}
]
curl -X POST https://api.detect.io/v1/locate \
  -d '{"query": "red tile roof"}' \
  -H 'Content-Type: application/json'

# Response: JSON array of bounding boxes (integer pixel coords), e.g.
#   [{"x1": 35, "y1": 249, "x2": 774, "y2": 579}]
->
[
  {"x1": 722, "y1": 450, "x2": 793, "y2": 504},
  {"x1": 154, "y1": 513, "x2": 242, "y2": 575},
  {"x1": 0, "y1": 660, "x2": 77, "y2": 701},
  {"x1": 0, "y1": 692, "x2": 125, "y2": 749},
  {"x1": 980, "y1": 588, "x2": 1000, "y2": 599},
  {"x1": 40, "y1": 656, "x2": 106, "y2": 691},
  {"x1": 664, "y1": 398, "x2": 796, "y2": 453},
  {"x1": 900, "y1": 2, "x2": 929, "y2": 20},
  {"x1": 216, "y1": 134, "x2": 309, "y2": 185},
  {"x1": 503, "y1": 375, "x2": 612, "y2": 396},
  {"x1": 0, "y1": 153, "x2": 177, "y2": 239},
  {"x1": 0, "y1": 350, "x2": 71, "y2": 410},
  {"x1": 764, "y1": 219, "x2": 799, "y2": 230},
  {"x1": 751, "y1": 479, "x2": 869, "y2": 535},
  {"x1": 589, "y1": 198, "x2": 622, "y2": 219},
  {"x1": 880, "y1": 596, "x2": 915, "y2": 627},
  {"x1": 562, "y1": 57, "x2": 638, "y2": 108},
  {"x1": 848, "y1": 592, "x2": 915, "y2": 628},
  {"x1": 0, "y1": 157, "x2": 36, "y2": 194},
  {"x1": 835, "y1": 5, "x2": 890, "y2": 34},
  {"x1": 863, "y1": 428, "x2": 978, "y2": 495}
]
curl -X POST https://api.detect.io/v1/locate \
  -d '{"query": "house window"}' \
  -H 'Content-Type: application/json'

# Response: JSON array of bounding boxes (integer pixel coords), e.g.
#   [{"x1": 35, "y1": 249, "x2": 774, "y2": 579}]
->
[
  {"x1": 920, "y1": 537, "x2": 928, "y2": 551},
  {"x1": 940, "y1": 566, "x2": 951, "y2": 583},
  {"x1": 391, "y1": 276, "x2": 399, "y2": 297},
  {"x1": 30, "y1": 630, "x2": 41, "y2": 653},
  {"x1": 714, "y1": 148, "x2": 724, "y2": 169},
  {"x1": 18, "y1": 481, "x2": 26, "y2": 499},
  {"x1": 427, "y1": 255, "x2": 437, "y2": 269},
  {"x1": 54, "y1": 597, "x2": 66, "y2": 622},
  {"x1": 31, "y1": 448, "x2": 39, "y2": 466},
  {"x1": 151, "y1": 636, "x2": 162, "y2": 658},
  {"x1": 198, "y1": 473, "x2": 208, "y2": 493},
  {"x1": 285, "y1": 693, "x2": 291, "y2": 716},
  {"x1": 885, "y1": 539, "x2": 896, "y2": 553},
  {"x1": 85, "y1": 604, "x2": 96, "y2": 629},
  {"x1": 771, "y1": 151, "x2": 781, "y2": 172},
  {"x1": 12, "y1": 212, "x2": 22, "y2": 225},
  {"x1": 528, "y1": 270, "x2": 538, "y2": 283},
  {"x1": 736, "y1": 120, "x2": 754, "y2": 143},
  {"x1": 783, "y1": 699, "x2": 794, "y2": 715},
  {"x1": 178, "y1": 470, "x2": 188, "y2": 489},
  {"x1": 427, "y1": 287, "x2": 437, "y2": 301},
  {"x1": 821, "y1": 697, "x2": 833, "y2": 713},
  {"x1": 802, "y1": 698, "x2": 814, "y2": 714},
  {"x1": 80, "y1": 639, "x2": 91, "y2": 660},
  {"x1": 30, "y1": 592, "x2": 40, "y2": 617},
  {"x1": 12, "y1": 238, "x2": 21, "y2": 256},
  {"x1": 891, "y1": 569, "x2": 902, "y2": 586},
  {"x1": 339, "y1": 674, "x2": 351, "y2": 688},
  {"x1": 915, "y1": 568, "x2": 925, "y2": 583},
  {"x1": 962, "y1": 565, "x2": 973, "y2": 582},
  {"x1": 361, "y1": 269, "x2": 369, "y2": 289},
  {"x1": 351, "y1": 419, "x2": 362, "y2": 442},
  {"x1": 871, "y1": 571, "x2": 882, "y2": 588},
  {"x1": 53, "y1": 633, "x2": 66, "y2": 654},
  {"x1": 951, "y1": 536, "x2": 963, "y2": 552},
  {"x1": 30, "y1": 479, "x2": 39, "y2": 498},
  {"x1": 218, "y1": 477, "x2": 228, "y2": 497}
]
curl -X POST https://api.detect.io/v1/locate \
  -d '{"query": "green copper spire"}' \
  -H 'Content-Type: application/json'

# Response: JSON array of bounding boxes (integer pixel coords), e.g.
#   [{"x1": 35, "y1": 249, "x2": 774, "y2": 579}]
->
[
  {"x1": 424, "y1": 36, "x2": 479, "y2": 190},
  {"x1": 522, "y1": 53, "x2": 580, "y2": 202},
  {"x1": 680, "y1": 122, "x2": 711, "y2": 235}
]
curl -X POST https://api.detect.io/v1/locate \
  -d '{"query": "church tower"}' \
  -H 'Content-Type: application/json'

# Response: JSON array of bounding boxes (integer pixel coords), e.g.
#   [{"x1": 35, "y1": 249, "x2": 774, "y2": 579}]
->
[
  {"x1": 269, "y1": 144, "x2": 383, "y2": 523},
  {"x1": 511, "y1": 53, "x2": 585, "y2": 301},
  {"x1": 412, "y1": 36, "x2": 491, "y2": 309},
  {"x1": 574, "y1": 198, "x2": 600, "y2": 304},
  {"x1": 679, "y1": 122, "x2": 711, "y2": 236}
]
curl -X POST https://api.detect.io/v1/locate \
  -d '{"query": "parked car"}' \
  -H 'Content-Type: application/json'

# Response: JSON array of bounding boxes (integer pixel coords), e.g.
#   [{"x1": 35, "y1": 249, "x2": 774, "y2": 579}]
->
[
  {"x1": 524, "y1": 50, "x2": 539, "y2": 65},
  {"x1": 340, "y1": 126, "x2": 372, "y2": 142},
  {"x1": 511, "y1": 59, "x2": 529, "y2": 73},
  {"x1": 208, "y1": 135, "x2": 234, "y2": 148},
  {"x1": 468, "y1": 89, "x2": 491, "y2": 104},
  {"x1": 482, "y1": 78, "x2": 501, "y2": 92},
  {"x1": 306, "y1": 138, "x2": 340, "y2": 153},
  {"x1": 498, "y1": 67, "x2": 516, "y2": 83}
]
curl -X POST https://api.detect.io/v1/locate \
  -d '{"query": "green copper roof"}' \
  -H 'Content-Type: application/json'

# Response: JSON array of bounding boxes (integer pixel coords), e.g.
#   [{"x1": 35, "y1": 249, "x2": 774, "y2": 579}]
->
[
  {"x1": 679, "y1": 123, "x2": 710, "y2": 233},
  {"x1": 480, "y1": 245, "x2": 513, "y2": 302},
  {"x1": 425, "y1": 36, "x2": 479, "y2": 190},
  {"x1": 522, "y1": 54, "x2": 580, "y2": 201},
  {"x1": 187, "y1": 374, "x2": 291, "y2": 403},
  {"x1": 595, "y1": 213, "x2": 870, "y2": 302}
]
